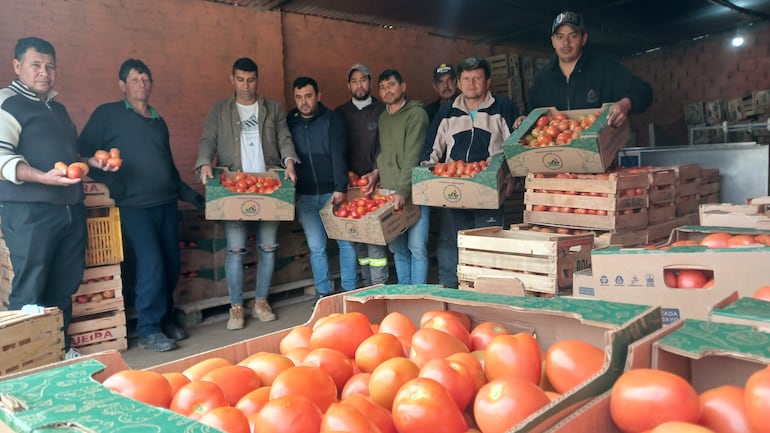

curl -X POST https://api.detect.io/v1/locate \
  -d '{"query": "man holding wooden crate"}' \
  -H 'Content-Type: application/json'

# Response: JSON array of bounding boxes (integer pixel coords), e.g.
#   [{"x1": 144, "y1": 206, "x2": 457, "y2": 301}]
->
[{"x1": 0, "y1": 37, "x2": 115, "y2": 359}]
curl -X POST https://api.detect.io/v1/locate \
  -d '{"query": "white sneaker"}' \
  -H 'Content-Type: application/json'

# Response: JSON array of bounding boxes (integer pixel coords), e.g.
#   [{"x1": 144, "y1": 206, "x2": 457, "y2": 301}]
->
[{"x1": 64, "y1": 348, "x2": 81, "y2": 360}]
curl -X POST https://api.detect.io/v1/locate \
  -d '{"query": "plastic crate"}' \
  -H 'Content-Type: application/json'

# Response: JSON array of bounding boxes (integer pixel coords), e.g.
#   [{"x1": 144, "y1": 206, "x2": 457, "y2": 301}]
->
[{"x1": 86, "y1": 207, "x2": 123, "y2": 267}]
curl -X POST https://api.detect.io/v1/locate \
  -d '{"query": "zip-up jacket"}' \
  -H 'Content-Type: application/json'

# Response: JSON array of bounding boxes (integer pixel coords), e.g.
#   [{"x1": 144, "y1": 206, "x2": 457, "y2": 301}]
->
[
  {"x1": 423, "y1": 91, "x2": 517, "y2": 164},
  {"x1": 287, "y1": 103, "x2": 348, "y2": 195},
  {"x1": 0, "y1": 80, "x2": 83, "y2": 205},
  {"x1": 335, "y1": 98, "x2": 384, "y2": 176},
  {"x1": 377, "y1": 99, "x2": 429, "y2": 200},
  {"x1": 528, "y1": 51, "x2": 653, "y2": 113}
]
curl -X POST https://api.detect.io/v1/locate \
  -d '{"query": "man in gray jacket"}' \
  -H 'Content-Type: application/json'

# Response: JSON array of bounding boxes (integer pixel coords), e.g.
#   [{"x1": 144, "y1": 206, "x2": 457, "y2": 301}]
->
[{"x1": 196, "y1": 57, "x2": 298, "y2": 330}]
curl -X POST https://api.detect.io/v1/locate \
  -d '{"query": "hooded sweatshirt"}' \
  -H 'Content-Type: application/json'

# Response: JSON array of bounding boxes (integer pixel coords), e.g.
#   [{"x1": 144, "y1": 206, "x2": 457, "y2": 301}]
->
[{"x1": 377, "y1": 99, "x2": 429, "y2": 200}]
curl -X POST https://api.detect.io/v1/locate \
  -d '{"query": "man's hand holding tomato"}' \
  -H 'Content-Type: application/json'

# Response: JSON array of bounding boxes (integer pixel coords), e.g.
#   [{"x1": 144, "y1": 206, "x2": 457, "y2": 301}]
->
[
  {"x1": 360, "y1": 169, "x2": 379, "y2": 195},
  {"x1": 390, "y1": 193, "x2": 406, "y2": 211},
  {"x1": 332, "y1": 191, "x2": 347, "y2": 206}
]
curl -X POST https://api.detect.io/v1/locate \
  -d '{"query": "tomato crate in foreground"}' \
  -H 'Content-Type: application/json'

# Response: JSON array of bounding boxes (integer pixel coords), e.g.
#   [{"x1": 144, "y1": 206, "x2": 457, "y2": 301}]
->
[
  {"x1": 0, "y1": 308, "x2": 63, "y2": 376},
  {"x1": 457, "y1": 226, "x2": 593, "y2": 295},
  {"x1": 85, "y1": 207, "x2": 124, "y2": 267}
]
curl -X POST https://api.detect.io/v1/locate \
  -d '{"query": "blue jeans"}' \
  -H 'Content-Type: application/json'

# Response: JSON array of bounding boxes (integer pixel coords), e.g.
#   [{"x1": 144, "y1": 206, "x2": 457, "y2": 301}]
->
[
  {"x1": 388, "y1": 205, "x2": 430, "y2": 285},
  {"x1": 295, "y1": 193, "x2": 357, "y2": 294},
  {"x1": 120, "y1": 204, "x2": 179, "y2": 338},
  {"x1": 436, "y1": 208, "x2": 458, "y2": 288},
  {"x1": 224, "y1": 220, "x2": 280, "y2": 306}
]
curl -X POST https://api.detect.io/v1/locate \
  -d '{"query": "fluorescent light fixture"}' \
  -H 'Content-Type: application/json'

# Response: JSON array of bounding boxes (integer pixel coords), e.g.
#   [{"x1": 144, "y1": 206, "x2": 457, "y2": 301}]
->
[{"x1": 731, "y1": 35, "x2": 745, "y2": 47}]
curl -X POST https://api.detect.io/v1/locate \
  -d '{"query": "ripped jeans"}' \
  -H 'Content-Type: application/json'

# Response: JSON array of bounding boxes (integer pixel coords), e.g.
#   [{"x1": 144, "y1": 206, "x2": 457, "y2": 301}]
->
[{"x1": 224, "y1": 220, "x2": 280, "y2": 306}]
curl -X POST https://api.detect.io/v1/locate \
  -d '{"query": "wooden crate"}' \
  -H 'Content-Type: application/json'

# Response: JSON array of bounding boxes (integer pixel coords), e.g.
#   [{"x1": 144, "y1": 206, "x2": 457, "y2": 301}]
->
[
  {"x1": 72, "y1": 264, "x2": 123, "y2": 318},
  {"x1": 646, "y1": 168, "x2": 677, "y2": 204},
  {"x1": 0, "y1": 307, "x2": 64, "y2": 375},
  {"x1": 524, "y1": 172, "x2": 649, "y2": 231},
  {"x1": 68, "y1": 309, "x2": 127, "y2": 354},
  {"x1": 509, "y1": 223, "x2": 646, "y2": 248},
  {"x1": 645, "y1": 215, "x2": 692, "y2": 245},
  {"x1": 648, "y1": 203, "x2": 677, "y2": 225},
  {"x1": 457, "y1": 226, "x2": 593, "y2": 295}
]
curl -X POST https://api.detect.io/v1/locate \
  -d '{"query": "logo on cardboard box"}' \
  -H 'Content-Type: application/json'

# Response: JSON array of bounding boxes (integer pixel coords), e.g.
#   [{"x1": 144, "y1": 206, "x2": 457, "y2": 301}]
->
[
  {"x1": 443, "y1": 185, "x2": 461, "y2": 203},
  {"x1": 543, "y1": 153, "x2": 563, "y2": 170},
  {"x1": 241, "y1": 200, "x2": 260, "y2": 217},
  {"x1": 344, "y1": 222, "x2": 360, "y2": 238}
]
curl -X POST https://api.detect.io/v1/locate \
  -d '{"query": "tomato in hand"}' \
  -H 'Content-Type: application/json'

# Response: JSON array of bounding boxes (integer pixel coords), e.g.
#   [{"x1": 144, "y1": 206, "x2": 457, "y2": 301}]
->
[
  {"x1": 392, "y1": 377, "x2": 468, "y2": 433},
  {"x1": 103, "y1": 369, "x2": 173, "y2": 408},
  {"x1": 169, "y1": 380, "x2": 229, "y2": 420},
  {"x1": 609, "y1": 368, "x2": 700, "y2": 433}
]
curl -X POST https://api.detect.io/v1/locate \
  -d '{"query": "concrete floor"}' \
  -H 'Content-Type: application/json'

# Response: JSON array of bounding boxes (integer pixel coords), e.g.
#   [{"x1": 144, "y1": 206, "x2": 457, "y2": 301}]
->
[{"x1": 120, "y1": 297, "x2": 315, "y2": 369}]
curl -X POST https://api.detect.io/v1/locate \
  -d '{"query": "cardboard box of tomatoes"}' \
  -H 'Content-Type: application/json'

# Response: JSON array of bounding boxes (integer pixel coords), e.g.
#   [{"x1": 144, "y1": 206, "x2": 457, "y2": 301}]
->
[
  {"x1": 545, "y1": 315, "x2": 770, "y2": 433},
  {"x1": 503, "y1": 104, "x2": 631, "y2": 176},
  {"x1": 574, "y1": 226, "x2": 770, "y2": 324},
  {"x1": 319, "y1": 187, "x2": 420, "y2": 246},
  {"x1": 411, "y1": 153, "x2": 509, "y2": 209},
  {"x1": 0, "y1": 285, "x2": 661, "y2": 433},
  {"x1": 204, "y1": 167, "x2": 295, "y2": 221}
]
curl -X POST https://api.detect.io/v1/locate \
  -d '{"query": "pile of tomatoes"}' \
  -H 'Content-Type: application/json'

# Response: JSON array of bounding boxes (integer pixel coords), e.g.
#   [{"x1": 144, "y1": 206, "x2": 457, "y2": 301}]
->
[
  {"x1": 334, "y1": 193, "x2": 392, "y2": 219},
  {"x1": 519, "y1": 111, "x2": 601, "y2": 148},
  {"x1": 102, "y1": 309, "x2": 606, "y2": 433},
  {"x1": 431, "y1": 160, "x2": 490, "y2": 178},
  {"x1": 74, "y1": 275, "x2": 117, "y2": 303},
  {"x1": 220, "y1": 171, "x2": 280, "y2": 194},
  {"x1": 93, "y1": 148, "x2": 123, "y2": 169},
  {"x1": 609, "y1": 365, "x2": 770, "y2": 433}
]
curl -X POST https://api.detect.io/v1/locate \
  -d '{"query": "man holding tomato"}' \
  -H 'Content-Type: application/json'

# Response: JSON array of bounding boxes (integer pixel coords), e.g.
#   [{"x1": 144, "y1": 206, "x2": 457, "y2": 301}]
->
[
  {"x1": 197, "y1": 58, "x2": 299, "y2": 330},
  {"x1": 423, "y1": 57, "x2": 518, "y2": 287},
  {"x1": 376, "y1": 69, "x2": 431, "y2": 284},
  {"x1": 0, "y1": 37, "x2": 116, "y2": 358},
  {"x1": 79, "y1": 59, "x2": 203, "y2": 352},
  {"x1": 516, "y1": 11, "x2": 652, "y2": 129},
  {"x1": 287, "y1": 76, "x2": 358, "y2": 298},
  {"x1": 335, "y1": 63, "x2": 390, "y2": 288}
]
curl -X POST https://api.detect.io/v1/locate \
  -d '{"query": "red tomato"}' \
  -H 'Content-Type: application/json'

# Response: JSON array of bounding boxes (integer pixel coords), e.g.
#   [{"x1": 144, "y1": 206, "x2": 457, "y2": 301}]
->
[
  {"x1": 198, "y1": 406, "x2": 250, "y2": 433},
  {"x1": 484, "y1": 333, "x2": 542, "y2": 384},
  {"x1": 342, "y1": 393, "x2": 397, "y2": 433},
  {"x1": 169, "y1": 380, "x2": 229, "y2": 420},
  {"x1": 745, "y1": 367, "x2": 770, "y2": 433},
  {"x1": 279, "y1": 325, "x2": 312, "y2": 355},
  {"x1": 94, "y1": 150, "x2": 109, "y2": 164},
  {"x1": 182, "y1": 357, "x2": 233, "y2": 382},
  {"x1": 752, "y1": 286, "x2": 770, "y2": 301},
  {"x1": 446, "y1": 352, "x2": 487, "y2": 393},
  {"x1": 70, "y1": 161, "x2": 89, "y2": 175},
  {"x1": 311, "y1": 312, "x2": 374, "y2": 358},
  {"x1": 103, "y1": 369, "x2": 173, "y2": 408},
  {"x1": 409, "y1": 328, "x2": 469, "y2": 368},
  {"x1": 699, "y1": 232, "x2": 733, "y2": 248},
  {"x1": 109, "y1": 147, "x2": 121, "y2": 158},
  {"x1": 270, "y1": 365, "x2": 338, "y2": 412},
  {"x1": 238, "y1": 351, "x2": 295, "y2": 386},
  {"x1": 392, "y1": 377, "x2": 468, "y2": 433},
  {"x1": 663, "y1": 270, "x2": 678, "y2": 288},
  {"x1": 301, "y1": 348, "x2": 355, "y2": 394},
  {"x1": 162, "y1": 372, "x2": 190, "y2": 397},
  {"x1": 368, "y1": 357, "x2": 419, "y2": 409},
  {"x1": 201, "y1": 364, "x2": 263, "y2": 406},
  {"x1": 356, "y1": 177, "x2": 369, "y2": 187},
  {"x1": 340, "y1": 372, "x2": 371, "y2": 399},
  {"x1": 469, "y1": 321, "x2": 510, "y2": 351},
  {"x1": 609, "y1": 368, "x2": 700, "y2": 433},
  {"x1": 422, "y1": 313, "x2": 471, "y2": 349},
  {"x1": 66, "y1": 164, "x2": 84, "y2": 179},
  {"x1": 473, "y1": 376, "x2": 550, "y2": 433},
  {"x1": 676, "y1": 269, "x2": 708, "y2": 289},
  {"x1": 321, "y1": 402, "x2": 383, "y2": 433},
  {"x1": 536, "y1": 115, "x2": 550, "y2": 128},
  {"x1": 106, "y1": 157, "x2": 123, "y2": 169},
  {"x1": 234, "y1": 386, "x2": 271, "y2": 417},
  {"x1": 544, "y1": 340, "x2": 605, "y2": 394},
  {"x1": 355, "y1": 332, "x2": 406, "y2": 373},
  {"x1": 418, "y1": 358, "x2": 475, "y2": 411},
  {"x1": 253, "y1": 395, "x2": 323, "y2": 433},
  {"x1": 419, "y1": 310, "x2": 471, "y2": 330},
  {"x1": 698, "y1": 385, "x2": 753, "y2": 433},
  {"x1": 727, "y1": 234, "x2": 757, "y2": 247}
]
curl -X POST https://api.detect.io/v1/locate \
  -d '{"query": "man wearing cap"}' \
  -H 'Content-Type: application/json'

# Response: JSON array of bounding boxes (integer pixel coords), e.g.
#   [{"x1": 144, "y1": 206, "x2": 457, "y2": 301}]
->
[
  {"x1": 520, "y1": 11, "x2": 652, "y2": 128},
  {"x1": 425, "y1": 63, "x2": 459, "y2": 122},
  {"x1": 335, "y1": 64, "x2": 389, "y2": 288}
]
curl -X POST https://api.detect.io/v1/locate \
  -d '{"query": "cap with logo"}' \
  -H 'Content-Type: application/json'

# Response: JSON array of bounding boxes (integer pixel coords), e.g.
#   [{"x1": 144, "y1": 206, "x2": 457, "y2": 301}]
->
[
  {"x1": 433, "y1": 63, "x2": 456, "y2": 82},
  {"x1": 348, "y1": 63, "x2": 371, "y2": 81},
  {"x1": 552, "y1": 11, "x2": 585, "y2": 34}
]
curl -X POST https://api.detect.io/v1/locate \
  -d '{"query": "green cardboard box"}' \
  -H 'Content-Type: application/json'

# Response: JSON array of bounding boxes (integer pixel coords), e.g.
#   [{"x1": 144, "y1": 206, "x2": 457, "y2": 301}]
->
[
  {"x1": 411, "y1": 153, "x2": 508, "y2": 209},
  {"x1": 205, "y1": 167, "x2": 295, "y2": 221},
  {"x1": 504, "y1": 105, "x2": 630, "y2": 176}
]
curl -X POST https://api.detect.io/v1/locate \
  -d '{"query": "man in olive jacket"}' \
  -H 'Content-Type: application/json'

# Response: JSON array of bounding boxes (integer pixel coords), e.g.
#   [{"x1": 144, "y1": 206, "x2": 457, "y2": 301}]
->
[{"x1": 196, "y1": 57, "x2": 298, "y2": 330}]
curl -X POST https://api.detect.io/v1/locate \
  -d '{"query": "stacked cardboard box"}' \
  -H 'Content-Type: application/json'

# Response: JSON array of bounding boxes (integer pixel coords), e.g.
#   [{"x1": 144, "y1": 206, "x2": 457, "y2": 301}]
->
[{"x1": 699, "y1": 196, "x2": 770, "y2": 229}]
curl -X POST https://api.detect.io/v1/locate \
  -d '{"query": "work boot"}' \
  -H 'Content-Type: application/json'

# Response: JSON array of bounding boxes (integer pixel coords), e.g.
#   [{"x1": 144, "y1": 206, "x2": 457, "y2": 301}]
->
[
  {"x1": 163, "y1": 322, "x2": 188, "y2": 341},
  {"x1": 227, "y1": 305, "x2": 245, "y2": 330},
  {"x1": 138, "y1": 332, "x2": 177, "y2": 352},
  {"x1": 252, "y1": 298, "x2": 276, "y2": 322}
]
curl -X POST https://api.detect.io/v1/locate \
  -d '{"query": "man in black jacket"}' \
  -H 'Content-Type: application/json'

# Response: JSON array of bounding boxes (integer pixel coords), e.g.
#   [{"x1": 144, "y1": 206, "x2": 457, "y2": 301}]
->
[
  {"x1": 288, "y1": 77, "x2": 357, "y2": 298},
  {"x1": 518, "y1": 11, "x2": 652, "y2": 128}
]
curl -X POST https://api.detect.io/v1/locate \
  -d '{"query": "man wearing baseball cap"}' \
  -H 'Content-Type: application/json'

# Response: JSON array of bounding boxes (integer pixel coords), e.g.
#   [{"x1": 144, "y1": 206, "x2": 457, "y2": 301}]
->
[
  {"x1": 521, "y1": 11, "x2": 652, "y2": 128},
  {"x1": 425, "y1": 63, "x2": 458, "y2": 121}
]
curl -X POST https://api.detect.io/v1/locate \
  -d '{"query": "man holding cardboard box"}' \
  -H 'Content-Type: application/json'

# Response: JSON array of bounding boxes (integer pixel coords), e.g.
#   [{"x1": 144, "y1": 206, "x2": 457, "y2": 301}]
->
[{"x1": 196, "y1": 58, "x2": 299, "y2": 330}]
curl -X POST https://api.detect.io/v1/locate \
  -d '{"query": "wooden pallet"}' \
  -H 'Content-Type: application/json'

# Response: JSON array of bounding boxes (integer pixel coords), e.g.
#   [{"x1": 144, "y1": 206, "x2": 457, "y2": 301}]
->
[{"x1": 1, "y1": 308, "x2": 64, "y2": 375}]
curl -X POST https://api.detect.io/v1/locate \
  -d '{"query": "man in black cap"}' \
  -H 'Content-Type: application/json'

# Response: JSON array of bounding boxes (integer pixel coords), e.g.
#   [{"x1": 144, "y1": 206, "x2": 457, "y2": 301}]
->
[
  {"x1": 425, "y1": 63, "x2": 459, "y2": 122},
  {"x1": 519, "y1": 11, "x2": 652, "y2": 128}
]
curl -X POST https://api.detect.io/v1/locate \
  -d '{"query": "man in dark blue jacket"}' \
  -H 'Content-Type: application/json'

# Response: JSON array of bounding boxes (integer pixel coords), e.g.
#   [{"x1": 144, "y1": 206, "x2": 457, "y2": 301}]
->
[
  {"x1": 519, "y1": 11, "x2": 652, "y2": 128},
  {"x1": 287, "y1": 77, "x2": 356, "y2": 298}
]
